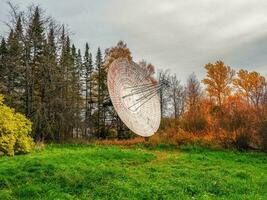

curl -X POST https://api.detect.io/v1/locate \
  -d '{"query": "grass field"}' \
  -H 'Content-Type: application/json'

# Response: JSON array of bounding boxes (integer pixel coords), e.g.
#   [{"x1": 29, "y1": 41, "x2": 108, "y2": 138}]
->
[{"x1": 0, "y1": 144, "x2": 266, "y2": 200}]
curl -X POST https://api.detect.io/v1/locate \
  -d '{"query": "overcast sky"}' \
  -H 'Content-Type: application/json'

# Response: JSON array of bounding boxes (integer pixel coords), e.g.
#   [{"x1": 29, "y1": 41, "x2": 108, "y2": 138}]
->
[{"x1": 0, "y1": 0, "x2": 266, "y2": 82}]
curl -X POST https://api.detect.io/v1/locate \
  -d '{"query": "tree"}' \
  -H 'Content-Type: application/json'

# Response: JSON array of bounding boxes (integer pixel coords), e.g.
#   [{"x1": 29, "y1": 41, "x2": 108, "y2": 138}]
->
[
  {"x1": 182, "y1": 73, "x2": 206, "y2": 132},
  {"x1": 4, "y1": 16, "x2": 24, "y2": 110},
  {"x1": 103, "y1": 40, "x2": 132, "y2": 70},
  {"x1": 202, "y1": 61, "x2": 235, "y2": 106},
  {"x1": 0, "y1": 38, "x2": 8, "y2": 94},
  {"x1": 41, "y1": 25, "x2": 58, "y2": 141},
  {"x1": 158, "y1": 69, "x2": 170, "y2": 117},
  {"x1": 139, "y1": 60, "x2": 157, "y2": 84},
  {"x1": 83, "y1": 43, "x2": 94, "y2": 136},
  {"x1": 26, "y1": 6, "x2": 47, "y2": 141},
  {"x1": 95, "y1": 47, "x2": 105, "y2": 138},
  {"x1": 71, "y1": 46, "x2": 83, "y2": 138},
  {"x1": 169, "y1": 74, "x2": 185, "y2": 118},
  {"x1": 59, "y1": 35, "x2": 73, "y2": 139},
  {"x1": 186, "y1": 73, "x2": 202, "y2": 113},
  {"x1": 233, "y1": 69, "x2": 266, "y2": 108}
]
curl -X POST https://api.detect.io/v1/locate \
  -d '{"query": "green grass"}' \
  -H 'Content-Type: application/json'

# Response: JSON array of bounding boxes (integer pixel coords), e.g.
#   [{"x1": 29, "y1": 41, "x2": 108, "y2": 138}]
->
[{"x1": 0, "y1": 144, "x2": 266, "y2": 200}]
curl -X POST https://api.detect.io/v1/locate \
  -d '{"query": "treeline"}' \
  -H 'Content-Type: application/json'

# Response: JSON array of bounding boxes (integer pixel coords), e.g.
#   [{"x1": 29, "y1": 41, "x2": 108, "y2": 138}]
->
[
  {"x1": 0, "y1": 4, "x2": 266, "y2": 149},
  {"x1": 0, "y1": 4, "x2": 134, "y2": 141},
  {"x1": 157, "y1": 62, "x2": 267, "y2": 150}
]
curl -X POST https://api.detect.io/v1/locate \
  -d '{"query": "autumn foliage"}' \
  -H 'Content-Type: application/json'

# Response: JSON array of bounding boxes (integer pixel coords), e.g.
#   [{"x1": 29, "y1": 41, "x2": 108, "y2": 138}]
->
[
  {"x1": 0, "y1": 95, "x2": 34, "y2": 156},
  {"x1": 153, "y1": 61, "x2": 266, "y2": 151}
]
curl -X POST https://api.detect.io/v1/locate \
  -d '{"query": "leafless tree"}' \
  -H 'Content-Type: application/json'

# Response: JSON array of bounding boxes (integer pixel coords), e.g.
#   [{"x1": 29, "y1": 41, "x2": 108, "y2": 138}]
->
[{"x1": 169, "y1": 74, "x2": 186, "y2": 118}]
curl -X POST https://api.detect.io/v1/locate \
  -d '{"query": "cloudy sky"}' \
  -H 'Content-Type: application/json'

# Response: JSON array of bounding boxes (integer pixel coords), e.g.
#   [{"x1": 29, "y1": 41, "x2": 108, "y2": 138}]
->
[{"x1": 0, "y1": 0, "x2": 267, "y2": 82}]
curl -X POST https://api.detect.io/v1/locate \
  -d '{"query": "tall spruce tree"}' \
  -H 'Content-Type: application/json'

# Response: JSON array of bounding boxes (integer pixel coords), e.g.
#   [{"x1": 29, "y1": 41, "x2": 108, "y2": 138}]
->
[
  {"x1": 59, "y1": 35, "x2": 74, "y2": 139},
  {"x1": 27, "y1": 6, "x2": 46, "y2": 140},
  {"x1": 2, "y1": 16, "x2": 25, "y2": 112},
  {"x1": 70, "y1": 45, "x2": 83, "y2": 138},
  {"x1": 42, "y1": 26, "x2": 58, "y2": 140},
  {"x1": 13, "y1": 16, "x2": 24, "y2": 112},
  {"x1": 95, "y1": 47, "x2": 106, "y2": 138},
  {"x1": 83, "y1": 43, "x2": 94, "y2": 136},
  {"x1": 0, "y1": 38, "x2": 8, "y2": 94}
]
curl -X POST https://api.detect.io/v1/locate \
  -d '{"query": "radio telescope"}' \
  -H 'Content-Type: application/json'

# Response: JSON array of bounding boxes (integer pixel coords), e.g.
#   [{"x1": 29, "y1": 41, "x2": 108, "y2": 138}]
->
[{"x1": 107, "y1": 58, "x2": 164, "y2": 137}]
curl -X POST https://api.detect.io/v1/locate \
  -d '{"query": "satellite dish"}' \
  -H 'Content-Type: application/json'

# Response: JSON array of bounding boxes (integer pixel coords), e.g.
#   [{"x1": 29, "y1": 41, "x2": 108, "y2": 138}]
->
[{"x1": 107, "y1": 58, "x2": 162, "y2": 137}]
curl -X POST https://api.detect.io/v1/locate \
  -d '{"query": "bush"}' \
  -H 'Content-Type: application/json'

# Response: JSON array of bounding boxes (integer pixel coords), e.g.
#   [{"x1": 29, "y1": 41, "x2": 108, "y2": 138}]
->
[
  {"x1": 235, "y1": 130, "x2": 251, "y2": 150},
  {"x1": 0, "y1": 95, "x2": 34, "y2": 156},
  {"x1": 180, "y1": 116, "x2": 207, "y2": 132},
  {"x1": 0, "y1": 134, "x2": 16, "y2": 156},
  {"x1": 258, "y1": 119, "x2": 267, "y2": 151},
  {"x1": 159, "y1": 118, "x2": 180, "y2": 131},
  {"x1": 15, "y1": 135, "x2": 35, "y2": 154},
  {"x1": 149, "y1": 127, "x2": 218, "y2": 149}
]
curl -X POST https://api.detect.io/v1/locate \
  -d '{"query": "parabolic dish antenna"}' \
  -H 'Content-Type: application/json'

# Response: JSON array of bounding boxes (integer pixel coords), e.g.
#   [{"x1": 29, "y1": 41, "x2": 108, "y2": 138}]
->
[{"x1": 107, "y1": 58, "x2": 161, "y2": 137}]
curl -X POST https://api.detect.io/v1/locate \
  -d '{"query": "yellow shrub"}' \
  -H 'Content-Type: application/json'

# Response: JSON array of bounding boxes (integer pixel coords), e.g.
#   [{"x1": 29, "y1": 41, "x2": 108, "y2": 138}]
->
[
  {"x1": 0, "y1": 134, "x2": 16, "y2": 156},
  {"x1": 0, "y1": 95, "x2": 34, "y2": 156},
  {"x1": 15, "y1": 135, "x2": 35, "y2": 154}
]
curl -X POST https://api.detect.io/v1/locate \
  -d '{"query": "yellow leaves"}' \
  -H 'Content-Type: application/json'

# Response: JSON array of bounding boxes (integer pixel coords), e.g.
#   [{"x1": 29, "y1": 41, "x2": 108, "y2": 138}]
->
[
  {"x1": 15, "y1": 135, "x2": 34, "y2": 154},
  {"x1": 0, "y1": 94, "x2": 33, "y2": 156},
  {"x1": 0, "y1": 134, "x2": 16, "y2": 156},
  {"x1": 0, "y1": 104, "x2": 32, "y2": 137}
]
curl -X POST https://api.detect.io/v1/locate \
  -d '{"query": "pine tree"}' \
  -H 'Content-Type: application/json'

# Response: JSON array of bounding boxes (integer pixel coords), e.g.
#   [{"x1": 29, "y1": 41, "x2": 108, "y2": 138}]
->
[
  {"x1": 59, "y1": 35, "x2": 74, "y2": 139},
  {"x1": 0, "y1": 38, "x2": 8, "y2": 94},
  {"x1": 4, "y1": 16, "x2": 24, "y2": 110},
  {"x1": 83, "y1": 43, "x2": 94, "y2": 136},
  {"x1": 95, "y1": 47, "x2": 106, "y2": 138},
  {"x1": 76, "y1": 49, "x2": 83, "y2": 137},
  {"x1": 53, "y1": 26, "x2": 67, "y2": 141},
  {"x1": 70, "y1": 45, "x2": 83, "y2": 138},
  {"x1": 42, "y1": 26, "x2": 58, "y2": 140},
  {"x1": 26, "y1": 6, "x2": 46, "y2": 140}
]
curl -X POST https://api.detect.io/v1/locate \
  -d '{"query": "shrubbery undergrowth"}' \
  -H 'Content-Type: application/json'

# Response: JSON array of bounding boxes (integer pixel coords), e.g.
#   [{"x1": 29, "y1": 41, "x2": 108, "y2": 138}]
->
[{"x1": 0, "y1": 95, "x2": 34, "y2": 156}]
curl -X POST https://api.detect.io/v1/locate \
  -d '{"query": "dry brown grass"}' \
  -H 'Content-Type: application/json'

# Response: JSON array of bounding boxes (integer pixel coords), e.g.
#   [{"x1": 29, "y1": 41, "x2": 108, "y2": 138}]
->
[
  {"x1": 34, "y1": 141, "x2": 46, "y2": 151},
  {"x1": 148, "y1": 128, "x2": 226, "y2": 149},
  {"x1": 63, "y1": 124, "x2": 261, "y2": 150}
]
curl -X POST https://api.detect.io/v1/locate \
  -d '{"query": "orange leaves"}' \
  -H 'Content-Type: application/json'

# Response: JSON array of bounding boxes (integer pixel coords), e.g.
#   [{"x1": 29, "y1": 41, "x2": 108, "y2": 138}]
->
[
  {"x1": 202, "y1": 61, "x2": 235, "y2": 105},
  {"x1": 224, "y1": 95, "x2": 247, "y2": 112},
  {"x1": 233, "y1": 69, "x2": 266, "y2": 107},
  {"x1": 103, "y1": 41, "x2": 132, "y2": 70},
  {"x1": 202, "y1": 61, "x2": 266, "y2": 108}
]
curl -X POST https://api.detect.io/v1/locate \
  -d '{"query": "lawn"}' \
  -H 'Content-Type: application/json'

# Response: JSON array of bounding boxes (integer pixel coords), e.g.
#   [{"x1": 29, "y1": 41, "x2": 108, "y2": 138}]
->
[{"x1": 0, "y1": 144, "x2": 266, "y2": 200}]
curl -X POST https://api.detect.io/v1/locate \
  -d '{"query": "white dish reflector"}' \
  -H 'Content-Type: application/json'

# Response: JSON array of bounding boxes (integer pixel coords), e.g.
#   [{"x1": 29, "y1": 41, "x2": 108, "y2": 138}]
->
[{"x1": 107, "y1": 58, "x2": 161, "y2": 137}]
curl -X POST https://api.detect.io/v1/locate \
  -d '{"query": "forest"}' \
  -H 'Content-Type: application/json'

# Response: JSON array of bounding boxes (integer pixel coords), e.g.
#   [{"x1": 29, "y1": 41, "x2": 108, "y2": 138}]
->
[{"x1": 0, "y1": 3, "x2": 266, "y2": 155}]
